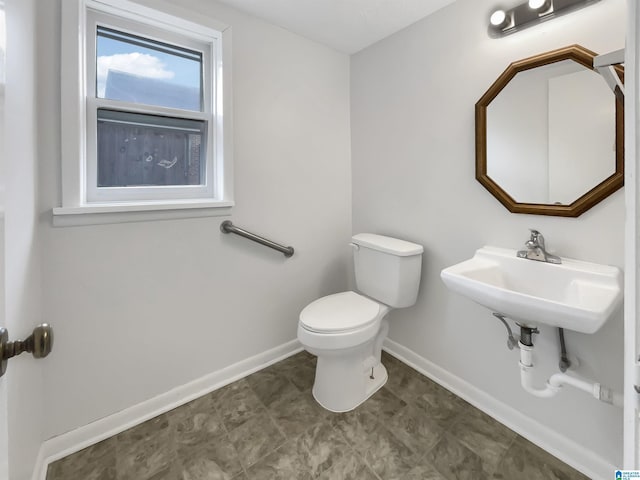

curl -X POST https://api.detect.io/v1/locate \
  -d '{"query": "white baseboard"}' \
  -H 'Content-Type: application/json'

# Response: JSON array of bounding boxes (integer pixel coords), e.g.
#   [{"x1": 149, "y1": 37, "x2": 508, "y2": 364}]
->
[
  {"x1": 32, "y1": 339, "x2": 303, "y2": 480},
  {"x1": 382, "y1": 338, "x2": 614, "y2": 480}
]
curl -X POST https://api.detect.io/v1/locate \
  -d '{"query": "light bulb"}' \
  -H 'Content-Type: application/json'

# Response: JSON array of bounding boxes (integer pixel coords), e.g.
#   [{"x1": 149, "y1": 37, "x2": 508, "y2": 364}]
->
[
  {"x1": 528, "y1": 0, "x2": 551, "y2": 11},
  {"x1": 490, "y1": 9, "x2": 507, "y2": 27}
]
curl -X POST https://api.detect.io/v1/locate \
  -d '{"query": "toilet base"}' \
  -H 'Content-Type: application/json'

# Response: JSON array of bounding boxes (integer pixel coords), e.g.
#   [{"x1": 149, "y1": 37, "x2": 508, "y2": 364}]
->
[{"x1": 312, "y1": 362, "x2": 388, "y2": 413}]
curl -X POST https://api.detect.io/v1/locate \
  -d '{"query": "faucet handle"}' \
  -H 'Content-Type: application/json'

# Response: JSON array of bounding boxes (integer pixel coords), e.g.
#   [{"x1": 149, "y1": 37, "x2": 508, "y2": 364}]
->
[{"x1": 528, "y1": 229, "x2": 546, "y2": 249}]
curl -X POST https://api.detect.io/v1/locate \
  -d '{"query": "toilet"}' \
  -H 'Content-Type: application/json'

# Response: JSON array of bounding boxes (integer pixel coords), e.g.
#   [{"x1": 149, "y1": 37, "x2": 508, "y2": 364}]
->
[{"x1": 297, "y1": 233, "x2": 423, "y2": 412}]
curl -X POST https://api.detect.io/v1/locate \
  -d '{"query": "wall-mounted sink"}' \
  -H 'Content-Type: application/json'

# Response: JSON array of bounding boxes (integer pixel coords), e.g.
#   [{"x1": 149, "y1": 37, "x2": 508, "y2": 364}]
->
[{"x1": 440, "y1": 246, "x2": 623, "y2": 334}]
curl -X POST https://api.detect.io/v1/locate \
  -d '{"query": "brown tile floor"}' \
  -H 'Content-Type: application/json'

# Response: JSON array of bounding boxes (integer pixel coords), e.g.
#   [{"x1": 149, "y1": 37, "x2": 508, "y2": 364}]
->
[{"x1": 46, "y1": 351, "x2": 590, "y2": 480}]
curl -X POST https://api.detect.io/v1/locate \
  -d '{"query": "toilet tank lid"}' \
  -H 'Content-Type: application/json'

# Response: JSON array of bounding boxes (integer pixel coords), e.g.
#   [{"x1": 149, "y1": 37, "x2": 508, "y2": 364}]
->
[{"x1": 352, "y1": 233, "x2": 423, "y2": 256}]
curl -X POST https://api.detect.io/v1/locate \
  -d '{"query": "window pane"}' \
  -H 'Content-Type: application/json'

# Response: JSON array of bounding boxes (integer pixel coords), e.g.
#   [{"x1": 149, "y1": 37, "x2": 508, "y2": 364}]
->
[
  {"x1": 96, "y1": 26, "x2": 202, "y2": 111},
  {"x1": 97, "y1": 109, "x2": 205, "y2": 188}
]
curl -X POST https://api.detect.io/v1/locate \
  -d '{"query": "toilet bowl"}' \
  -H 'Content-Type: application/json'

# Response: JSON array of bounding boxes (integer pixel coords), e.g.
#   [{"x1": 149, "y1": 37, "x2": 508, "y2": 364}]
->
[
  {"x1": 298, "y1": 291, "x2": 391, "y2": 412},
  {"x1": 297, "y1": 234, "x2": 423, "y2": 412}
]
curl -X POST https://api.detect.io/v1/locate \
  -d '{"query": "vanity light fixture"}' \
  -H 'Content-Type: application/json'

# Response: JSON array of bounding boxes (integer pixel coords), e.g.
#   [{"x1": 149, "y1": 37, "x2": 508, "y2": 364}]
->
[{"x1": 489, "y1": 0, "x2": 601, "y2": 37}]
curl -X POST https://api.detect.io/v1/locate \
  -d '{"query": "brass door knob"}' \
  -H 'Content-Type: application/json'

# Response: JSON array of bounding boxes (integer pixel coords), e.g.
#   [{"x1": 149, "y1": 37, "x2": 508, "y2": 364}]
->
[{"x1": 0, "y1": 324, "x2": 54, "y2": 378}]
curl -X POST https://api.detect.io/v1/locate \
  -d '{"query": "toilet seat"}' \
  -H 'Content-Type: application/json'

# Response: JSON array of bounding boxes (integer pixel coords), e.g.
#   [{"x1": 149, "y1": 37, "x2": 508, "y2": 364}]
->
[
  {"x1": 298, "y1": 291, "x2": 387, "y2": 351},
  {"x1": 300, "y1": 291, "x2": 381, "y2": 333}
]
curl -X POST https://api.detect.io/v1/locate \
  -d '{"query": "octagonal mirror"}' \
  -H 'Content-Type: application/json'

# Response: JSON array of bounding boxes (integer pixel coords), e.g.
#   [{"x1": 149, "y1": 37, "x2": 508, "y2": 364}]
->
[{"x1": 476, "y1": 45, "x2": 624, "y2": 217}]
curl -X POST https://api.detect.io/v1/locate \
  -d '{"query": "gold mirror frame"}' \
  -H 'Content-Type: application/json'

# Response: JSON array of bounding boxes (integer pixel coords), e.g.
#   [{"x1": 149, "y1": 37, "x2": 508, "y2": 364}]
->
[{"x1": 475, "y1": 45, "x2": 624, "y2": 217}]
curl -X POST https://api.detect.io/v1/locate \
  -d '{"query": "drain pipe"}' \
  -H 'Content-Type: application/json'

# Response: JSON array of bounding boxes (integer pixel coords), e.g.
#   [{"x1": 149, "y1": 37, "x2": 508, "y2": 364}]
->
[{"x1": 518, "y1": 326, "x2": 623, "y2": 407}]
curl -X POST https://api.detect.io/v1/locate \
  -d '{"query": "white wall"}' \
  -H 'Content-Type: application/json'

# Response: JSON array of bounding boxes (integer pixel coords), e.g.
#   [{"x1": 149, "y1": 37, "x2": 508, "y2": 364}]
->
[
  {"x1": 5, "y1": 0, "x2": 45, "y2": 477},
  {"x1": 351, "y1": 0, "x2": 625, "y2": 473},
  {"x1": 38, "y1": 0, "x2": 351, "y2": 438}
]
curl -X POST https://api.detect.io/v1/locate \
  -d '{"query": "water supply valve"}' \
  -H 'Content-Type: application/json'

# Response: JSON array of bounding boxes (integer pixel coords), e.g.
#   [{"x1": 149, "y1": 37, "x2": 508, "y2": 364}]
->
[{"x1": 492, "y1": 313, "x2": 519, "y2": 350}]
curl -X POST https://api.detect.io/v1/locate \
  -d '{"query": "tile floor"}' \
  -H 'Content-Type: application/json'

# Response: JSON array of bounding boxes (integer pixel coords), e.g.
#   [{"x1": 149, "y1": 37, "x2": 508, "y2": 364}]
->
[{"x1": 47, "y1": 351, "x2": 590, "y2": 480}]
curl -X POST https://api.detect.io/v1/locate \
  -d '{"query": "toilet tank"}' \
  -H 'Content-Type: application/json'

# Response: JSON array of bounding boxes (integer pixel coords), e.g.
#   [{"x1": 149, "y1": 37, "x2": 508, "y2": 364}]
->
[{"x1": 351, "y1": 233, "x2": 423, "y2": 308}]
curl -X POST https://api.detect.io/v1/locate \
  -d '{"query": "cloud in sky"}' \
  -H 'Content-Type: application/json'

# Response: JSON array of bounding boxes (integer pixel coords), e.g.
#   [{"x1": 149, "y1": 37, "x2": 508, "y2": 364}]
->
[{"x1": 97, "y1": 53, "x2": 175, "y2": 97}]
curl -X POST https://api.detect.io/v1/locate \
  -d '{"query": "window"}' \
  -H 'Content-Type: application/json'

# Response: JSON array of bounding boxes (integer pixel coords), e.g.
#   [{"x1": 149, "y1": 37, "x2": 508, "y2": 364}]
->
[{"x1": 57, "y1": 0, "x2": 233, "y2": 219}]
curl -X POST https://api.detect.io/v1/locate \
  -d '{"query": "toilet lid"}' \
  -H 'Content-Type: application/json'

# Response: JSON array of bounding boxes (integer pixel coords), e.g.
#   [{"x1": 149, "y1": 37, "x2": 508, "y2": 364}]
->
[{"x1": 300, "y1": 291, "x2": 381, "y2": 333}]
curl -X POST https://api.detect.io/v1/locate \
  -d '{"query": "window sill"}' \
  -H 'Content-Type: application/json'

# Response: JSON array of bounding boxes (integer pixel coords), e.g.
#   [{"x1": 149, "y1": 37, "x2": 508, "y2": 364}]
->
[{"x1": 52, "y1": 200, "x2": 234, "y2": 227}]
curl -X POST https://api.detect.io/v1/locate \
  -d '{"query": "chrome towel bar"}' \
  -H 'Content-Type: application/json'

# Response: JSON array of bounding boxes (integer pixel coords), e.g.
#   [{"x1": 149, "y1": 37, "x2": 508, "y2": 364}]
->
[{"x1": 220, "y1": 220, "x2": 294, "y2": 258}]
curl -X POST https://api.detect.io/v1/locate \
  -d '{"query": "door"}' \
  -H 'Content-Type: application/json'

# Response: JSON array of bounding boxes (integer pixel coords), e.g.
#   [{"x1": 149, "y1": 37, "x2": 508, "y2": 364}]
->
[
  {"x1": 0, "y1": 0, "x2": 7, "y2": 476},
  {"x1": 0, "y1": 1, "x2": 9, "y2": 474},
  {"x1": 1, "y1": 1, "x2": 46, "y2": 478},
  {"x1": 0, "y1": 0, "x2": 7, "y2": 474},
  {"x1": 625, "y1": 0, "x2": 640, "y2": 469}
]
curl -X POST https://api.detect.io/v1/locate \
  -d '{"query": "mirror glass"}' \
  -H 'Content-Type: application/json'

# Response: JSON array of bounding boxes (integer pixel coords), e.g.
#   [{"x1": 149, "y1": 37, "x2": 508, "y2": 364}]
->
[
  {"x1": 487, "y1": 60, "x2": 615, "y2": 205},
  {"x1": 476, "y1": 45, "x2": 623, "y2": 217}
]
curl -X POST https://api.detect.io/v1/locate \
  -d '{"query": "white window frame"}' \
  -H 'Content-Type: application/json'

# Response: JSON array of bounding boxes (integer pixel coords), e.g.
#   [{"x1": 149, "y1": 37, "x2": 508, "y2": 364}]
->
[{"x1": 56, "y1": 0, "x2": 233, "y2": 223}]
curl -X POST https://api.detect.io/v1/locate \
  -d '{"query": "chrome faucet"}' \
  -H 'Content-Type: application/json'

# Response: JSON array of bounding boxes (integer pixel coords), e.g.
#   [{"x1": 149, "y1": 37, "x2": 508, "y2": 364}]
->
[{"x1": 516, "y1": 229, "x2": 562, "y2": 264}]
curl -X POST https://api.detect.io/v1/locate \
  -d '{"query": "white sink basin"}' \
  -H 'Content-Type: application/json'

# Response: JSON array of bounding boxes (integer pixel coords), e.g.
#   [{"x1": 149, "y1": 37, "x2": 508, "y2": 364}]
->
[{"x1": 440, "y1": 246, "x2": 623, "y2": 334}]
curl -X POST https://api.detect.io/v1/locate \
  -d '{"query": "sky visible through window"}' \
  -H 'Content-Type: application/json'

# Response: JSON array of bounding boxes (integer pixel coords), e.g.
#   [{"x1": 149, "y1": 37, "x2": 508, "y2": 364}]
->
[{"x1": 96, "y1": 30, "x2": 201, "y2": 109}]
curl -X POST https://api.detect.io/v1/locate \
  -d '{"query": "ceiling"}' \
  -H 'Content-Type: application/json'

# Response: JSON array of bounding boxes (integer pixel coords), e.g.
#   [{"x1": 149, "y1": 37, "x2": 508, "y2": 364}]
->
[{"x1": 215, "y1": 0, "x2": 457, "y2": 54}]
